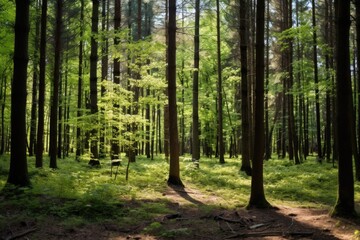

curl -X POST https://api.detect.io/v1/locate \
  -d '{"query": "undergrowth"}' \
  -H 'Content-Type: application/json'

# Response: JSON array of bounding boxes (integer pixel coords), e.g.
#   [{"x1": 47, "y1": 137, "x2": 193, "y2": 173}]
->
[{"x1": 0, "y1": 154, "x2": 359, "y2": 229}]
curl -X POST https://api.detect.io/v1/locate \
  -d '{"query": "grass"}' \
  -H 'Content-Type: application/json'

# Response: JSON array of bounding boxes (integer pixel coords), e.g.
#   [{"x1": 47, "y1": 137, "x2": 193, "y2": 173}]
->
[{"x1": 0, "y1": 153, "x2": 359, "y2": 230}]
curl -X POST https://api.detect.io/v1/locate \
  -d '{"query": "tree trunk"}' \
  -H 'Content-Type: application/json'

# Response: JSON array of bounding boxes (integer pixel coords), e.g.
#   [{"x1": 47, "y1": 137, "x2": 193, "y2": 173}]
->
[
  {"x1": 332, "y1": 0, "x2": 356, "y2": 218},
  {"x1": 36, "y1": 0, "x2": 48, "y2": 168},
  {"x1": 167, "y1": 0, "x2": 183, "y2": 187},
  {"x1": 88, "y1": 0, "x2": 100, "y2": 166},
  {"x1": 112, "y1": 0, "x2": 121, "y2": 160},
  {"x1": 7, "y1": 0, "x2": 31, "y2": 187},
  {"x1": 76, "y1": 0, "x2": 84, "y2": 160},
  {"x1": 216, "y1": 0, "x2": 225, "y2": 164},
  {"x1": 100, "y1": 0, "x2": 109, "y2": 159},
  {"x1": 312, "y1": 0, "x2": 322, "y2": 161},
  {"x1": 164, "y1": 0, "x2": 169, "y2": 161},
  {"x1": 247, "y1": 0, "x2": 271, "y2": 209},
  {"x1": 29, "y1": 2, "x2": 40, "y2": 157},
  {"x1": 49, "y1": 0, "x2": 63, "y2": 169},
  {"x1": 240, "y1": 0, "x2": 251, "y2": 175},
  {"x1": 192, "y1": 0, "x2": 200, "y2": 162}
]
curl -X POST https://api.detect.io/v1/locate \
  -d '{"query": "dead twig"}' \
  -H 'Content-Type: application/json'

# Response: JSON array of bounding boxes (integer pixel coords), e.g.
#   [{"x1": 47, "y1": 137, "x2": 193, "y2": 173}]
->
[
  {"x1": 224, "y1": 231, "x2": 314, "y2": 239},
  {"x1": 4, "y1": 227, "x2": 37, "y2": 240}
]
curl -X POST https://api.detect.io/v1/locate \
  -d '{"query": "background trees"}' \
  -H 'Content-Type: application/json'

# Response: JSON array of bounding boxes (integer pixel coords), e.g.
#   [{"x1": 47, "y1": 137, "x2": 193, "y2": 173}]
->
[{"x1": 2, "y1": 0, "x2": 359, "y2": 217}]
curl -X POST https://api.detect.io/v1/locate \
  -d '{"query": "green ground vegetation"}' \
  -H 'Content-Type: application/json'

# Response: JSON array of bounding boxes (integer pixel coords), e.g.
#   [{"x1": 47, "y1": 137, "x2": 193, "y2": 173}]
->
[{"x1": 0, "y1": 154, "x2": 359, "y2": 230}]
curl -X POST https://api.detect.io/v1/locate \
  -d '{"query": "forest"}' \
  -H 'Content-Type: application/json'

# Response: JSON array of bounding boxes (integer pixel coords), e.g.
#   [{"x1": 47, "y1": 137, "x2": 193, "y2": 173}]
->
[{"x1": 0, "y1": 0, "x2": 360, "y2": 239}]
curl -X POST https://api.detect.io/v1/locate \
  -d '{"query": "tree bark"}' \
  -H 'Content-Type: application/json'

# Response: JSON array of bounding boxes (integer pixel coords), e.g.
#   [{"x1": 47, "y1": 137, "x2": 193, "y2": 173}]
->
[
  {"x1": 112, "y1": 0, "x2": 121, "y2": 160},
  {"x1": 167, "y1": 0, "x2": 183, "y2": 187},
  {"x1": 49, "y1": 0, "x2": 63, "y2": 169},
  {"x1": 216, "y1": 0, "x2": 225, "y2": 164},
  {"x1": 312, "y1": 0, "x2": 322, "y2": 161},
  {"x1": 247, "y1": 0, "x2": 271, "y2": 209},
  {"x1": 332, "y1": 0, "x2": 356, "y2": 218},
  {"x1": 76, "y1": 0, "x2": 85, "y2": 160},
  {"x1": 88, "y1": 0, "x2": 100, "y2": 166},
  {"x1": 29, "y1": 1, "x2": 40, "y2": 157},
  {"x1": 7, "y1": 0, "x2": 31, "y2": 186},
  {"x1": 240, "y1": 0, "x2": 252, "y2": 175},
  {"x1": 36, "y1": 0, "x2": 48, "y2": 168},
  {"x1": 192, "y1": 0, "x2": 200, "y2": 162}
]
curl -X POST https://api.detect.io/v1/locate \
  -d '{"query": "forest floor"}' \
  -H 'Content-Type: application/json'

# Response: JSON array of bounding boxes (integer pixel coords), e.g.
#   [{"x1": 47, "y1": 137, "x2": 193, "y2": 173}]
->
[
  {"x1": 1, "y1": 185, "x2": 359, "y2": 240},
  {"x1": 1, "y1": 155, "x2": 360, "y2": 239}
]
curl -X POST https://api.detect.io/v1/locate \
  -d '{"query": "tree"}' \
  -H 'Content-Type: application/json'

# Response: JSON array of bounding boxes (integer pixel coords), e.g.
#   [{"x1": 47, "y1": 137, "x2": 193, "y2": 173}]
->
[
  {"x1": 167, "y1": 0, "x2": 183, "y2": 186},
  {"x1": 49, "y1": 0, "x2": 63, "y2": 169},
  {"x1": 239, "y1": 0, "x2": 252, "y2": 175},
  {"x1": 36, "y1": 0, "x2": 48, "y2": 168},
  {"x1": 192, "y1": 0, "x2": 200, "y2": 163},
  {"x1": 29, "y1": 0, "x2": 40, "y2": 157},
  {"x1": 216, "y1": 0, "x2": 225, "y2": 164},
  {"x1": 7, "y1": 0, "x2": 31, "y2": 186},
  {"x1": 247, "y1": 0, "x2": 271, "y2": 209},
  {"x1": 312, "y1": 0, "x2": 322, "y2": 161},
  {"x1": 76, "y1": 0, "x2": 85, "y2": 160},
  {"x1": 332, "y1": 0, "x2": 356, "y2": 218},
  {"x1": 88, "y1": 0, "x2": 100, "y2": 166},
  {"x1": 111, "y1": 0, "x2": 121, "y2": 160}
]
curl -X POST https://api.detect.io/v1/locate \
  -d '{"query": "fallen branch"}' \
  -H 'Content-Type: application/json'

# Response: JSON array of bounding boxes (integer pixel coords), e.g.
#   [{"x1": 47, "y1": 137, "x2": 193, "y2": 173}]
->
[
  {"x1": 214, "y1": 215, "x2": 248, "y2": 225},
  {"x1": 4, "y1": 227, "x2": 37, "y2": 240},
  {"x1": 224, "y1": 231, "x2": 314, "y2": 239}
]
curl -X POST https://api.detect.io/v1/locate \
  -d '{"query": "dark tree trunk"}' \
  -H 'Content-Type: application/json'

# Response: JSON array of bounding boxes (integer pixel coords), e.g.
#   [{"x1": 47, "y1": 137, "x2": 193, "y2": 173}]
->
[
  {"x1": 88, "y1": 0, "x2": 100, "y2": 166},
  {"x1": 100, "y1": 0, "x2": 109, "y2": 159},
  {"x1": 29, "y1": 2, "x2": 40, "y2": 157},
  {"x1": 239, "y1": 0, "x2": 251, "y2": 175},
  {"x1": 111, "y1": 0, "x2": 121, "y2": 160},
  {"x1": 0, "y1": 76, "x2": 7, "y2": 155},
  {"x1": 247, "y1": 0, "x2": 271, "y2": 209},
  {"x1": 164, "y1": 0, "x2": 169, "y2": 161},
  {"x1": 57, "y1": 64, "x2": 62, "y2": 159},
  {"x1": 49, "y1": 0, "x2": 63, "y2": 169},
  {"x1": 191, "y1": 0, "x2": 200, "y2": 163},
  {"x1": 167, "y1": 0, "x2": 183, "y2": 187},
  {"x1": 7, "y1": 0, "x2": 31, "y2": 187},
  {"x1": 216, "y1": 0, "x2": 225, "y2": 164},
  {"x1": 332, "y1": 0, "x2": 356, "y2": 218},
  {"x1": 76, "y1": 0, "x2": 84, "y2": 160},
  {"x1": 36, "y1": 0, "x2": 48, "y2": 168},
  {"x1": 312, "y1": 0, "x2": 322, "y2": 161}
]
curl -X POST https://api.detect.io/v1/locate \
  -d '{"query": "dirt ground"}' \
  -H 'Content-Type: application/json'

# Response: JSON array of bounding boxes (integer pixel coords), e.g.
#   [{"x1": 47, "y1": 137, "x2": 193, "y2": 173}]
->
[{"x1": 1, "y1": 186, "x2": 359, "y2": 240}]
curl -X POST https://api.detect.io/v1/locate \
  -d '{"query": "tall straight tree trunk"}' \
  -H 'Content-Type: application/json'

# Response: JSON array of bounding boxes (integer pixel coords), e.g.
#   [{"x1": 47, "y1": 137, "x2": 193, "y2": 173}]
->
[
  {"x1": 264, "y1": 0, "x2": 271, "y2": 160},
  {"x1": 29, "y1": 1, "x2": 40, "y2": 156},
  {"x1": 36, "y1": 0, "x2": 48, "y2": 168},
  {"x1": 88, "y1": 0, "x2": 100, "y2": 166},
  {"x1": 332, "y1": 0, "x2": 356, "y2": 217},
  {"x1": 0, "y1": 76, "x2": 7, "y2": 155},
  {"x1": 247, "y1": 0, "x2": 271, "y2": 209},
  {"x1": 100, "y1": 0, "x2": 109, "y2": 159},
  {"x1": 49, "y1": 0, "x2": 63, "y2": 169},
  {"x1": 355, "y1": 0, "x2": 360, "y2": 180},
  {"x1": 240, "y1": 0, "x2": 252, "y2": 175},
  {"x1": 285, "y1": 0, "x2": 300, "y2": 164},
  {"x1": 76, "y1": 0, "x2": 84, "y2": 160},
  {"x1": 164, "y1": 0, "x2": 169, "y2": 161},
  {"x1": 312, "y1": 0, "x2": 322, "y2": 161},
  {"x1": 324, "y1": 0, "x2": 331, "y2": 162},
  {"x1": 216, "y1": 0, "x2": 225, "y2": 164},
  {"x1": 192, "y1": 0, "x2": 200, "y2": 162},
  {"x1": 57, "y1": 64, "x2": 62, "y2": 158},
  {"x1": 167, "y1": 0, "x2": 183, "y2": 187},
  {"x1": 7, "y1": 0, "x2": 31, "y2": 187},
  {"x1": 112, "y1": 0, "x2": 121, "y2": 160}
]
